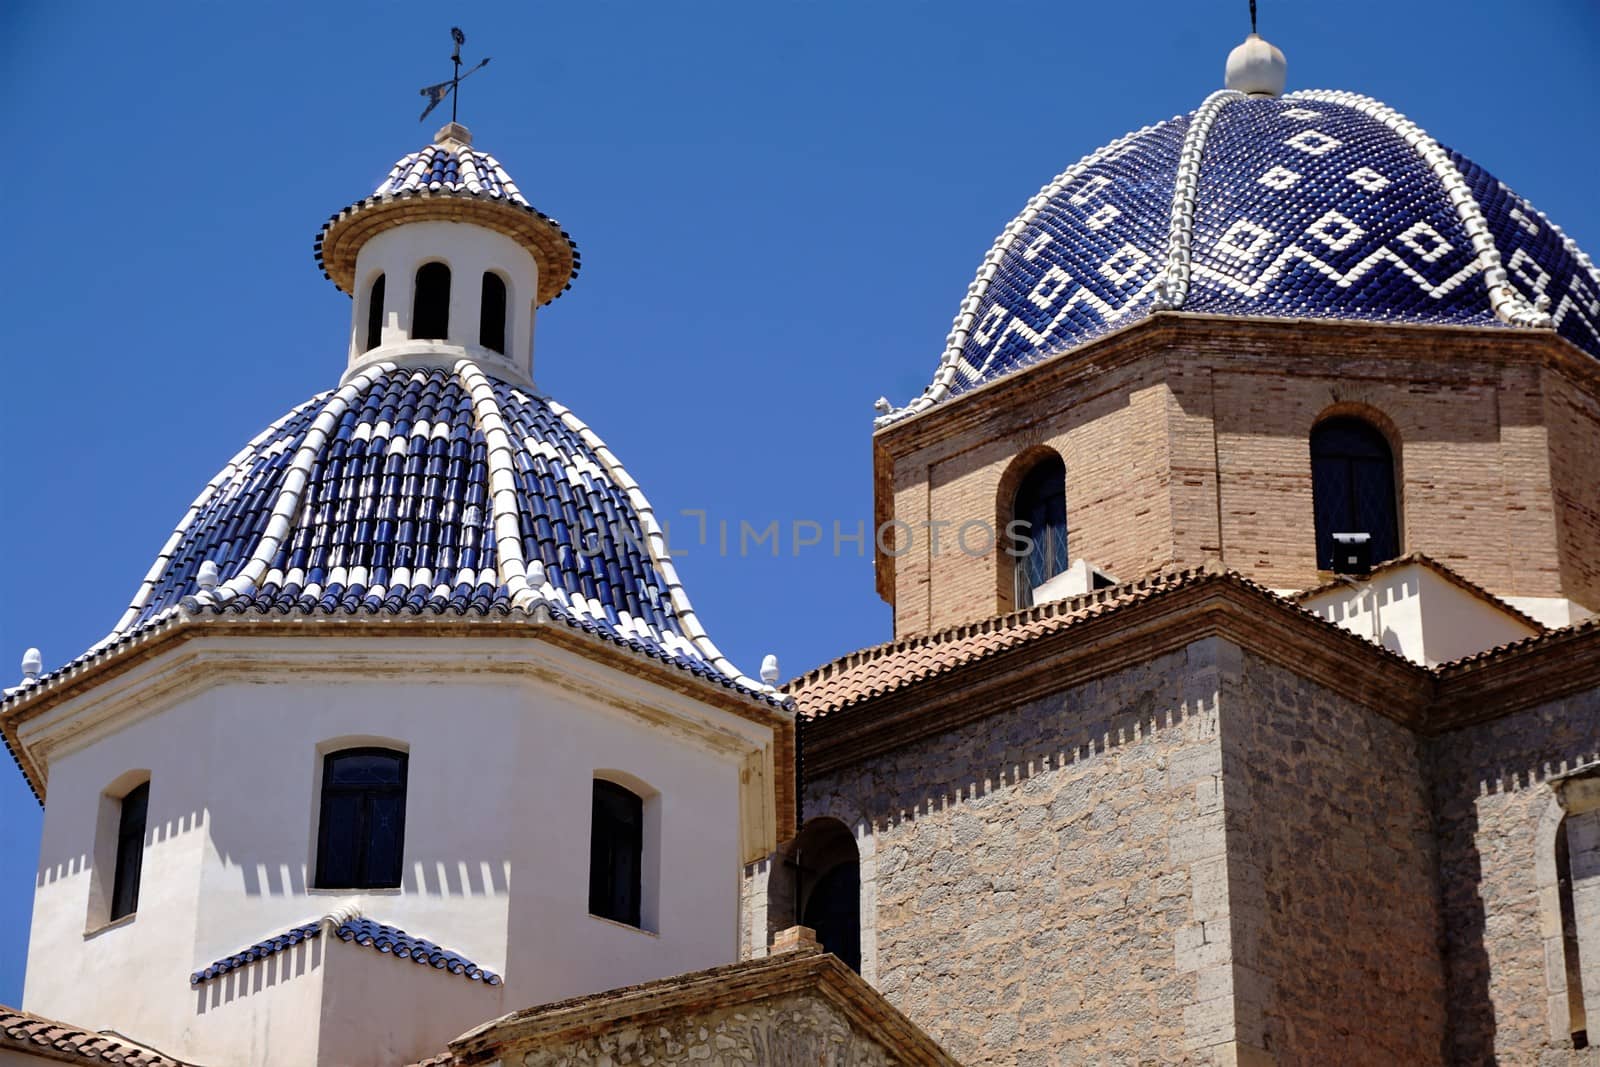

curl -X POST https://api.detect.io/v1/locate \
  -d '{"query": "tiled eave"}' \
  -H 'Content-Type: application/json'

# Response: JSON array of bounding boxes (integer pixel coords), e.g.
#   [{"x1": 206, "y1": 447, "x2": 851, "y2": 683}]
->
[
  {"x1": 790, "y1": 565, "x2": 1600, "y2": 778},
  {"x1": 792, "y1": 565, "x2": 1432, "y2": 777},
  {"x1": 0, "y1": 604, "x2": 794, "y2": 807},
  {"x1": 314, "y1": 190, "x2": 579, "y2": 305},
  {"x1": 869, "y1": 313, "x2": 1600, "y2": 604},
  {"x1": 0, "y1": 1004, "x2": 196, "y2": 1066}
]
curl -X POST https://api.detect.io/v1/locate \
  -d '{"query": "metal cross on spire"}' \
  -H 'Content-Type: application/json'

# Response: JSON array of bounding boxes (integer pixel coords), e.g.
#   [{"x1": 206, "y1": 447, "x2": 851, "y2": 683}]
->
[
  {"x1": 418, "y1": 28, "x2": 492, "y2": 123},
  {"x1": 1249, "y1": 0, "x2": 1258, "y2": 34}
]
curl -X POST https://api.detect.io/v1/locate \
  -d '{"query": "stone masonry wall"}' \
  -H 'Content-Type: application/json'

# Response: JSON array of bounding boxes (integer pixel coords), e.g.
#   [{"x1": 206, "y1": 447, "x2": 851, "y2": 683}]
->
[
  {"x1": 1222, "y1": 649, "x2": 1447, "y2": 1064},
  {"x1": 802, "y1": 642, "x2": 1239, "y2": 1064},
  {"x1": 512, "y1": 991, "x2": 894, "y2": 1067},
  {"x1": 1429, "y1": 687, "x2": 1600, "y2": 1064}
]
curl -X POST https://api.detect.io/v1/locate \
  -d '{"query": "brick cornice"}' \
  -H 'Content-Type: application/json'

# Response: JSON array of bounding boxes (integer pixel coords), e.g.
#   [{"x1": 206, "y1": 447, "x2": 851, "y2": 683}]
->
[
  {"x1": 1429, "y1": 620, "x2": 1600, "y2": 731},
  {"x1": 804, "y1": 574, "x2": 1433, "y2": 777}
]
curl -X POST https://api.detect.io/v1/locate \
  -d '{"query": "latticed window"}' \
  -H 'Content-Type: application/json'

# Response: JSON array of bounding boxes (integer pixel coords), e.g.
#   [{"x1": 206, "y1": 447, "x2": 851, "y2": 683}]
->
[
  {"x1": 1014, "y1": 454, "x2": 1068, "y2": 608},
  {"x1": 1311, "y1": 417, "x2": 1399, "y2": 570},
  {"x1": 589, "y1": 780, "x2": 643, "y2": 927},
  {"x1": 315, "y1": 748, "x2": 408, "y2": 890},
  {"x1": 110, "y1": 782, "x2": 149, "y2": 921}
]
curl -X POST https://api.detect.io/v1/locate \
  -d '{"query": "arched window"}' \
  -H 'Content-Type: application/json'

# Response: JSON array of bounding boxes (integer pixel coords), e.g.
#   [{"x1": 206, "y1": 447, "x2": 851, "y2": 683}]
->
[
  {"x1": 1013, "y1": 454, "x2": 1068, "y2": 608},
  {"x1": 794, "y1": 819, "x2": 861, "y2": 973},
  {"x1": 589, "y1": 779, "x2": 644, "y2": 927},
  {"x1": 479, "y1": 272, "x2": 507, "y2": 354},
  {"x1": 364, "y1": 274, "x2": 386, "y2": 352},
  {"x1": 315, "y1": 748, "x2": 408, "y2": 890},
  {"x1": 110, "y1": 782, "x2": 149, "y2": 921},
  {"x1": 1557, "y1": 816, "x2": 1589, "y2": 1047},
  {"x1": 412, "y1": 262, "x2": 451, "y2": 341},
  {"x1": 1311, "y1": 417, "x2": 1399, "y2": 570}
]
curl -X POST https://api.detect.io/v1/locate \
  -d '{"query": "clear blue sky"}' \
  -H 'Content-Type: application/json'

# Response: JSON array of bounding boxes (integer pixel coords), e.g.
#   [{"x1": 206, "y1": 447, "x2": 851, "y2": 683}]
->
[{"x1": 1, "y1": 0, "x2": 1596, "y2": 1008}]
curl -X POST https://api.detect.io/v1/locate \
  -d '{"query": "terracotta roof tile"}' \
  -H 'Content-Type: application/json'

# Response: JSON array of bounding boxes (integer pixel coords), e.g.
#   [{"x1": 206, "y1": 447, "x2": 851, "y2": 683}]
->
[
  {"x1": 785, "y1": 565, "x2": 1224, "y2": 717},
  {"x1": 0, "y1": 1005, "x2": 198, "y2": 1065}
]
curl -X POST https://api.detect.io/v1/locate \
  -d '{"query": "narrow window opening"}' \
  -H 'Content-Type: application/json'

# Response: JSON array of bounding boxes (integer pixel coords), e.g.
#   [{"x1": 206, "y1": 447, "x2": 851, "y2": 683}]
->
[
  {"x1": 791, "y1": 818, "x2": 862, "y2": 974},
  {"x1": 589, "y1": 780, "x2": 643, "y2": 927},
  {"x1": 364, "y1": 274, "x2": 386, "y2": 352},
  {"x1": 315, "y1": 748, "x2": 407, "y2": 890},
  {"x1": 1311, "y1": 417, "x2": 1399, "y2": 570},
  {"x1": 479, "y1": 272, "x2": 507, "y2": 354},
  {"x1": 1559, "y1": 817, "x2": 1589, "y2": 1046},
  {"x1": 412, "y1": 263, "x2": 451, "y2": 341},
  {"x1": 110, "y1": 782, "x2": 149, "y2": 922},
  {"x1": 1013, "y1": 454, "x2": 1068, "y2": 609}
]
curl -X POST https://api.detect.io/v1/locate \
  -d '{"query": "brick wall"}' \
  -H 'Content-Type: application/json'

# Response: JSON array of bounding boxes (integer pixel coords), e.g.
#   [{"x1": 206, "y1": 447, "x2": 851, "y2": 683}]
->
[
  {"x1": 1223, "y1": 649, "x2": 1447, "y2": 1063},
  {"x1": 876, "y1": 319, "x2": 1598, "y2": 637},
  {"x1": 1429, "y1": 688, "x2": 1600, "y2": 1064}
]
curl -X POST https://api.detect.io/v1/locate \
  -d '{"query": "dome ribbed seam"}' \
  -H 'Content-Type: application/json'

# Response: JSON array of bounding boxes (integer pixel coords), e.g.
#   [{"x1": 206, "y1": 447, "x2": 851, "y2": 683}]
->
[
  {"x1": 1153, "y1": 90, "x2": 1244, "y2": 311},
  {"x1": 877, "y1": 118, "x2": 1173, "y2": 428},
  {"x1": 542, "y1": 399, "x2": 761, "y2": 689},
  {"x1": 186, "y1": 363, "x2": 396, "y2": 611},
  {"x1": 454, "y1": 359, "x2": 541, "y2": 612},
  {"x1": 105, "y1": 398, "x2": 328, "y2": 642},
  {"x1": 1286, "y1": 89, "x2": 1553, "y2": 330}
]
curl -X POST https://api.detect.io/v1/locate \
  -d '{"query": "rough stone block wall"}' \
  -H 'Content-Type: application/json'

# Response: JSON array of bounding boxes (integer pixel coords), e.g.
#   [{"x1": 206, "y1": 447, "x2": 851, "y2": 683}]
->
[
  {"x1": 1222, "y1": 649, "x2": 1447, "y2": 1063},
  {"x1": 802, "y1": 644, "x2": 1235, "y2": 1064},
  {"x1": 1429, "y1": 689, "x2": 1600, "y2": 1064},
  {"x1": 512, "y1": 991, "x2": 894, "y2": 1066}
]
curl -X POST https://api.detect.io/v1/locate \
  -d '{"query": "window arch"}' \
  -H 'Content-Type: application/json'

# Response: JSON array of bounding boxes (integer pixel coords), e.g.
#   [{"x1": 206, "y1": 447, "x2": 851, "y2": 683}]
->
[
  {"x1": 1310, "y1": 417, "x2": 1399, "y2": 570},
  {"x1": 1012, "y1": 453, "x2": 1068, "y2": 608},
  {"x1": 589, "y1": 779, "x2": 644, "y2": 927},
  {"x1": 479, "y1": 272, "x2": 508, "y2": 354},
  {"x1": 364, "y1": 274, "x2": 386, "y2": 352},
  {"x1": 412, "y1": 262, "x2": 451, "y2": 341},
  {"x1": 794, "y1": 818, "x2": 861, "y2": 973},
  {"x1": 315, "y1": 748, "x2": 408, "y2": 889}
]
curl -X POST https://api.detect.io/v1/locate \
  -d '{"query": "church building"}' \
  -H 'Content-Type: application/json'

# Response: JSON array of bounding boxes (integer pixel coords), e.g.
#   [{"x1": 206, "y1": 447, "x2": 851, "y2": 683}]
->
[{"x1": 2, "y1": 27, "x2": 1598, "y2": 1067}]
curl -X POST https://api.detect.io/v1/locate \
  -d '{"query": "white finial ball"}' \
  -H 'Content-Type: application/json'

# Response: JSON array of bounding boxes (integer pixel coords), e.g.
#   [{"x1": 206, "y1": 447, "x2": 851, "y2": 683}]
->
[
  {"x1": 21, "y1": 647, "x2": 42, "y2": 681},
  {"x1": 873, "y1": 397, "x2": 892, "y2": 415},
  {"x1": 197, "y1": 559, "x2": 221, "y2": 592},
  {"x1": 759, "y1": 654, "x2": 781, "y2": 685},
  {"x1": 1225, "y1": 34, "x2": 1286, "y2": 97}
]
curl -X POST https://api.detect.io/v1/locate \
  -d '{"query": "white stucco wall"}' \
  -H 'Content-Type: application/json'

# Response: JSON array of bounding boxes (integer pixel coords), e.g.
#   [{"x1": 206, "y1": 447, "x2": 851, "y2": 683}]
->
[
  {"x1": 348, "y1": 221, "x2": 539, "y2": 384},
  {"x1": 19, "y1": 633, "x2": 774, "y2": 1066},
  {"x1": 1299, "y1": 563, "x2": 1540, "y2": 667}
]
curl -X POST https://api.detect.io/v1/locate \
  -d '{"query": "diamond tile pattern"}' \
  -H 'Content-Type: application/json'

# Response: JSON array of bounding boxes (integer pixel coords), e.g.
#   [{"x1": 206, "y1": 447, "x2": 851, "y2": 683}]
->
[
  {"x1": 943, "y1": 94, "x2": 1600, "y2": 403},
  {"x1": 191, "y1": 916, "x2": 501, "y2": 986}
]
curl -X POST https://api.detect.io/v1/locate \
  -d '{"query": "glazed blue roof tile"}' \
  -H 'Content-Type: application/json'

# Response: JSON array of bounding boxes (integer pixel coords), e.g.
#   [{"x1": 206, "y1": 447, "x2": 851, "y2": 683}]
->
[
  {"x1": 103, "y1": 363, "x2": 761, "y2": 694},
  {"x1": 376, "y1": 144, "x2": 526, "y2": 205},
  {"x1": 890, "y1": 89, "x2": 1600, "y2": 423},
  {"x1": 191, "y1": 917, "x2": 501, "y2": 986}
]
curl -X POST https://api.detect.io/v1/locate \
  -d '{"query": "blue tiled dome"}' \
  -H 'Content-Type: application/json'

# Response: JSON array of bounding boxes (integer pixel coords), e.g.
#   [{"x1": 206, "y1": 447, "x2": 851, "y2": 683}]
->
[
  {"x1": 888, "y1": 89, "x2": 1600, "y2": 421},
  {"x1": 105, "y1": 361, "x2": 754, "y2": 691}
]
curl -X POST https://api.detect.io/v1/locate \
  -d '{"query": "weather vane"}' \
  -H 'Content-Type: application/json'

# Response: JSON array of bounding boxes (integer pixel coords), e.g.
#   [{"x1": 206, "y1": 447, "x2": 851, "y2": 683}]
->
[{"x1": 419, "y1": 28, "x2": 491, "y2": 124}]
